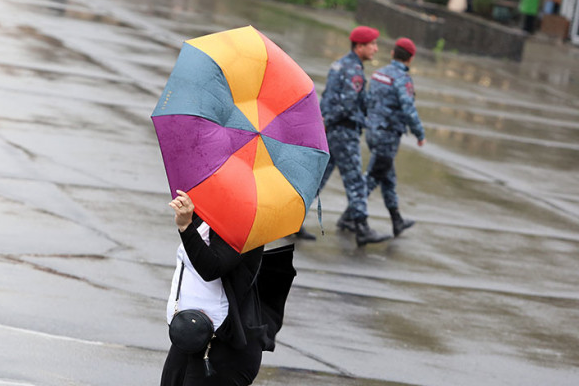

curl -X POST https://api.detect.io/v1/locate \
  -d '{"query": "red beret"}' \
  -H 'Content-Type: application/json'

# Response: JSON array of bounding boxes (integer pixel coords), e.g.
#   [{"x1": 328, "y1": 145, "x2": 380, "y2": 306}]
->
[
  {"x1": 349, "y1": 26, "x2": 379, "y2": 44},
  {"x1": 395, "y1": 37, "x2": 416, "y2": 56}
]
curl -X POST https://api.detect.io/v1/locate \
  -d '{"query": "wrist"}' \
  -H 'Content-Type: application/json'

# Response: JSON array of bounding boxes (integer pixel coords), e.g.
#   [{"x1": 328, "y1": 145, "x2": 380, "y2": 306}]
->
[{"x1": 178, "y1": 221, "x2": 192, "y2": 233}]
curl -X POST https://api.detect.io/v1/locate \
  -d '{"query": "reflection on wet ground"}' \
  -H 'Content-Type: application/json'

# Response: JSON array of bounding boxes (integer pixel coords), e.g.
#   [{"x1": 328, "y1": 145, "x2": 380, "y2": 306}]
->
[{"x1": 1, "y1": 0, "x2": 578, "y2": 385}]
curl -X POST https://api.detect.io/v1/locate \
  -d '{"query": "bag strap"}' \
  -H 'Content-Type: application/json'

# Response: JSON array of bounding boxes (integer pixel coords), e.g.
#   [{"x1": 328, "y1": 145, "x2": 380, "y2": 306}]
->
[
  {"x1": 174, "y1": 215, "x2": 202, "y2": 314},
  {"x1": 174, "y1": 262, "x2": 185, "y2": 315}
]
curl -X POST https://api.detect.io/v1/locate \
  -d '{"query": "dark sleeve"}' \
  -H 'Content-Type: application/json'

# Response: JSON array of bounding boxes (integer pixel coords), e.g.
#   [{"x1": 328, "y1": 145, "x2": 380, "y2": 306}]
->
[
  {"x1": 179, "y1": 223, "x2": 243, "y2": 282},
  {"x1": 395, "y1": 76, "x2": 425, "y2": 141}
]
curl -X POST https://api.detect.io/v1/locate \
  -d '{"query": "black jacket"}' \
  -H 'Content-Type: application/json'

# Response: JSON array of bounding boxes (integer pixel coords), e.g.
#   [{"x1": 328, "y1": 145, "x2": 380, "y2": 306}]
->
[{"x1": 180, "y1": 215, "x2": 296, "y2": 351}]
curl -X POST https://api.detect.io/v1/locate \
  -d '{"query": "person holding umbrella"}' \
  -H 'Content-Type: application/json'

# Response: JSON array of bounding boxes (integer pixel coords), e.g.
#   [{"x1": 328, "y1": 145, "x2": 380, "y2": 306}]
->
[
  {"x1": 161, "y1": 190, "x2": 296, "y2": 386},
  {"x1": 153, "y1": 27, "x2": 325, "y2": 385}
]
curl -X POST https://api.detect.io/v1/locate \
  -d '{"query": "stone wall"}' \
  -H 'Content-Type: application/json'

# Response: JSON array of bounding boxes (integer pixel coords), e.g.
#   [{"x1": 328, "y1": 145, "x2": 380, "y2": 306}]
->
[{"x1": 356, "y1": 0, "x2": 528, "y2": 60}]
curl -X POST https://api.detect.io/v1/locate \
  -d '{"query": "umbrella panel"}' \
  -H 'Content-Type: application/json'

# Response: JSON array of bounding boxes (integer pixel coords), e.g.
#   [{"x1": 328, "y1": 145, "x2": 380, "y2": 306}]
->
[
  {"x1": 152, "y1": 115, "x2": 257, "y2": 198},
  {"x1": 186, "y1": 27, "x2": 266, "y2": 130},
  {"x1": 255, "y1": 29, "x2": 314, "y2": 131}
]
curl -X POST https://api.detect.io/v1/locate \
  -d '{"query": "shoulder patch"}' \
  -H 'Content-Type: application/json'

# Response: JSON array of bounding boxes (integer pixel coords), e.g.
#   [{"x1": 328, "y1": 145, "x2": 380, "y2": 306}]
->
[
  {"x1": 351, "y1": 75, "x2": 364, "y2": 92},
  {"x1": 405, "y1": 81, "x2": 414, "y2": 97},
  {"x1": 372, "y1": 72, "x2": 393, "y2": 85}
]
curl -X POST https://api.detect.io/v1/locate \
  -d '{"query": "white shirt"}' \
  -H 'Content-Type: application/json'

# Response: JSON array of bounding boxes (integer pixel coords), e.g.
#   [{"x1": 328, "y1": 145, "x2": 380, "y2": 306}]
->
[{"x1": 166, "y1": 222, "x2": 229, "y2": 330}]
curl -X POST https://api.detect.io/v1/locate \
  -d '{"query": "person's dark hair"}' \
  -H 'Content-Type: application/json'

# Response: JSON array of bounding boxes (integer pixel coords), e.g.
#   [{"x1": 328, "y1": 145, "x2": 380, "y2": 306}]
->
[
  {"x1": 351, "y1": 41, "x2": 357, "y2": 51},
  {"x1": 393, "y1": 45, "x2": 412, "y2": 62}
]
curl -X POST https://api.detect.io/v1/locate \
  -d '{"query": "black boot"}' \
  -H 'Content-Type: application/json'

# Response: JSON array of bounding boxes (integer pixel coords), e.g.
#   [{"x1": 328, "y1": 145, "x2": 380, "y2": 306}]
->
[
  {"x1": 294, "y1": 226, "x2": 316, "y2": 240},
  {"x1": 337, "y1": 211, "x2": 356, "y2": 232},
  {"x1": 355, "y1": 219, "x2": 390, "y2": 246},
  {"x1": 388, "y1": 207, "x2": 415, "y2": 237}
]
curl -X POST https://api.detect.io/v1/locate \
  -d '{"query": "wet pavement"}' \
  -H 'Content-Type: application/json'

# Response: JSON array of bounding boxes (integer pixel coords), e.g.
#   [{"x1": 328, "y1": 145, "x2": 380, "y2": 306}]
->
[{"x1": 1, "y1": 0, "x2": 578, "y2": 385}]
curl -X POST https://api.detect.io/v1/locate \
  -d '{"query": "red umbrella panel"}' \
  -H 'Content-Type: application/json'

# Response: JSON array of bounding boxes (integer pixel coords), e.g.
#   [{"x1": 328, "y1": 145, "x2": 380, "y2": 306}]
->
[{"x1": 152, "y1": 26, "x2": 329, "y2": 253}]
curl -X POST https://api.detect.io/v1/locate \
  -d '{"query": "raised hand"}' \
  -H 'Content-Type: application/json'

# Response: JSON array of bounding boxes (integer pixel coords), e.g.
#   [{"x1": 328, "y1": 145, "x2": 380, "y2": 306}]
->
[{"x1": 169, "y1": 190, "x2": 195, "y2": 232}]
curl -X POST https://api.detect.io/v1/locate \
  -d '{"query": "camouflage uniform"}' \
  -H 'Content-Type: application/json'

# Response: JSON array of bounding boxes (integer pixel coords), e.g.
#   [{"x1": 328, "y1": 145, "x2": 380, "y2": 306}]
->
[
  {"x1": 365, "y1": 60, "x2": 425, "y2": 209},
  {"x1": 319, "y1": 51, "x2": 369, "y2": 221}
]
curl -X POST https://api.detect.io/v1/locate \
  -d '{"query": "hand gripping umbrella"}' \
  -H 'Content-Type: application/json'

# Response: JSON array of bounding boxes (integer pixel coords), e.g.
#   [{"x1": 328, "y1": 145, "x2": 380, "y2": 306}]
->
[{"x1": 152, "y1": 26, "x2": 329, "y2": 253}]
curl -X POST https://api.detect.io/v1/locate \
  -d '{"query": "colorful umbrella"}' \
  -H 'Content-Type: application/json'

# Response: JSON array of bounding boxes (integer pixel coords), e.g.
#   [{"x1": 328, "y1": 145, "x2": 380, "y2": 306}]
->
[{"x1": 151, "y1": 26, "x2": 329, "y2": 253}]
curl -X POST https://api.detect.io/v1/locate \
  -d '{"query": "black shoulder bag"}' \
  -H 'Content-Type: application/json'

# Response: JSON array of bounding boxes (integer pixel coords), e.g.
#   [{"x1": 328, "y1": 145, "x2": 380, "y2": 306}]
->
[{"x1": 168, "y1": 262, "x2": 216, "y2": 376}]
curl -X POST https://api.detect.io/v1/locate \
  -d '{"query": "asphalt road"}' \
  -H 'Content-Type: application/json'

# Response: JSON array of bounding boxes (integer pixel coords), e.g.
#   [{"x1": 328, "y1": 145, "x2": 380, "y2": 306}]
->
[{"x1": 1, "y1": 0, "x2": 578, "y2": 385}]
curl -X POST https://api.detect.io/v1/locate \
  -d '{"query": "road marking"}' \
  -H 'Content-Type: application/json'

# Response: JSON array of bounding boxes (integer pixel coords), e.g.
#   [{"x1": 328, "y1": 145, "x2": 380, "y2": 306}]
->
[
  {"x1": 0, "y1": 324, "x2": 122, "y2": 348},
  {"x1": 0, "y1": 380, "x2": 36, "y2": 386}
]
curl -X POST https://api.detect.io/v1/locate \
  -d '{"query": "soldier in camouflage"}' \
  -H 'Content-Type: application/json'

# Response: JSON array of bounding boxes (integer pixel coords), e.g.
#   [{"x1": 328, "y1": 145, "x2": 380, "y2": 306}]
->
[
  {"x1": 310, "y1": 26, "x2": 389, "y2": 246},
  {"x1": 365, "y1": 37, "x2": 426, "y2": 237}
]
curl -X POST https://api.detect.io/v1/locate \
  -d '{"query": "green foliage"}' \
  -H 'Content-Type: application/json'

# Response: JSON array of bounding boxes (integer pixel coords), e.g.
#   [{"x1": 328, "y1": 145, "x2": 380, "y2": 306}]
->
[
  {"x1": 322, "y1": 0, "x2": 358, "y2": 11},
  {"x1": 275, "y1": 0, "x2": 313, "y2": 5},
  {"x1": 433, "y1": 38, "x2": 445, "y2": 53},
  {"x1": 275, "y1": 0, "x2": 358, "y2": 11}
]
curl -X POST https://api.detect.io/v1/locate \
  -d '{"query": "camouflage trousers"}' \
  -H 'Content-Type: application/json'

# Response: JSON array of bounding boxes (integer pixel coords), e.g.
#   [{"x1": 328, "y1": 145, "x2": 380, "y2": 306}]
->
[
  {"x1": 365, "y1": 128, "x2": 401, "y2": 210},
  {"x1": 319, "y1": 124, "x2": 368, "y2": 221}
]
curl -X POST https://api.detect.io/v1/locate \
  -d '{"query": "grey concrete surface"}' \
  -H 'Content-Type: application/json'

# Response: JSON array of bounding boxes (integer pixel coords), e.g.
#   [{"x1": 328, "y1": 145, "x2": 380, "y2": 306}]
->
[{"x1": 1, "y1": 0, "x2": 578, "y2": 385}]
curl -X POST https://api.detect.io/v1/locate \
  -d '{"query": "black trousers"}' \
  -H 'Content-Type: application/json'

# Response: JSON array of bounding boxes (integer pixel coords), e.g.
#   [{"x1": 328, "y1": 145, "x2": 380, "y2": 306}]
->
[{"x1": 160, "y1": 338, "x2": 262, "y2": 386}]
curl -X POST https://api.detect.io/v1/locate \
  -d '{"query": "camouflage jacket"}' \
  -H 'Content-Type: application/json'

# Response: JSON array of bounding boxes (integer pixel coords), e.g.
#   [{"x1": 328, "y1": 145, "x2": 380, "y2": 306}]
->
[
  {"x1": 320, "y1": 51, "x2": 367, "y2": 127},
  {"x1": 366, "y1": 60, "x2": 425, "y2": 141}
]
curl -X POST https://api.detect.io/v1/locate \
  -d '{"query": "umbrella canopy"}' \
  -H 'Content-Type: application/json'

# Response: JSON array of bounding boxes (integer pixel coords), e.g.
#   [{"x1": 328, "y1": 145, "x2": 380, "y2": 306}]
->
[{"x1": 152, "y1": 26, "x2": 329, "y2": 253}]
